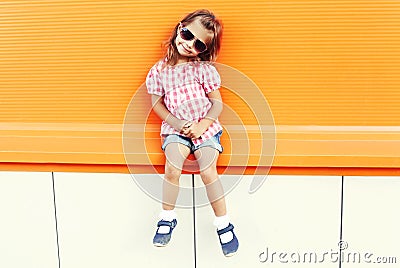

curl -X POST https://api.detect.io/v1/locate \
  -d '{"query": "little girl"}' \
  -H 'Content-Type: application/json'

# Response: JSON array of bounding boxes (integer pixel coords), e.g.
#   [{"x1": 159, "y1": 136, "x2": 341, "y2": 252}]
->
[{"x1": 145, "y1": 9, "x2": 238, "y2": 257}]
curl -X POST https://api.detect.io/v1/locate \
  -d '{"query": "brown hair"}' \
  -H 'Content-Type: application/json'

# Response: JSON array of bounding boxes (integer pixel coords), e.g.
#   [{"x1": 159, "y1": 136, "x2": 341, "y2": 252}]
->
[{"x1": 163, "y1": 9, "x2": 223, "y2": 66}]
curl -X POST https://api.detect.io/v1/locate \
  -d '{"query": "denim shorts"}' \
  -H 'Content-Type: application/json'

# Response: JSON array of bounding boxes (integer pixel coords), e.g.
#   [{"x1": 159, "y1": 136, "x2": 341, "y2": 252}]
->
[{"x1": 161, "y1": 130, "x2": 223, "y2": 154}]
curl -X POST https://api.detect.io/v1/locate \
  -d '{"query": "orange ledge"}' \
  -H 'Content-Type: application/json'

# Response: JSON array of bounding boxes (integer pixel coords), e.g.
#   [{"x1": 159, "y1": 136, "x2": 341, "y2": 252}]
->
[
  {"x1": 1, "y1": 123, "x2": 400, "y2": 175},
  {"x1": 0, "y1": 163, "x2": 400, "y2": 176}
]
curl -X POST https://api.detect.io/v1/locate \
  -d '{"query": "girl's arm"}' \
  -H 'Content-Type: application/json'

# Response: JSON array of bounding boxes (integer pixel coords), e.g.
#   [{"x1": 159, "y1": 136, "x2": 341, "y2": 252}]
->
[
  {"x1": 151, "y1": 94, "x2": 190, "y2": 132},
  {"x1": 183, "y1": 89, "x2": 223, "y2": 139}
]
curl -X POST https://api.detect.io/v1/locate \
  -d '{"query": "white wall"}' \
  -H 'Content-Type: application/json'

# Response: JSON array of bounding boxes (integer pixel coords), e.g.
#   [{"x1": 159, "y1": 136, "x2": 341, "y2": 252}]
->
[{"x1": 0, "y1": 172, "x2": 398, "y2": 268}]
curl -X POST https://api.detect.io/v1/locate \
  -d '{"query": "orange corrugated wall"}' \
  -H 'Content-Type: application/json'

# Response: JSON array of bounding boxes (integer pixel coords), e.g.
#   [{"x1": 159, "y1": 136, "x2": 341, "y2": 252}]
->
[{"x1": 1, "y1": 0, "x2": 400, "y2": 126}]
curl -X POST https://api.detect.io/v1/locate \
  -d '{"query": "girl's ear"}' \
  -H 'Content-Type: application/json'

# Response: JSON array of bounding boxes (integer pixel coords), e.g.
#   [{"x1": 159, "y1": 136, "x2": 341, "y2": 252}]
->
[{"x1": 177, "y1": 22, "x2": 183, "y2": 35}]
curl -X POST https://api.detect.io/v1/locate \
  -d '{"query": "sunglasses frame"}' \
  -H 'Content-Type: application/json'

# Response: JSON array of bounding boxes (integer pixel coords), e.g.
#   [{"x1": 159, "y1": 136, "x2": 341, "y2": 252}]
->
[{"x1": 178, "y1": 24, "x2": 208, "y2": 53}]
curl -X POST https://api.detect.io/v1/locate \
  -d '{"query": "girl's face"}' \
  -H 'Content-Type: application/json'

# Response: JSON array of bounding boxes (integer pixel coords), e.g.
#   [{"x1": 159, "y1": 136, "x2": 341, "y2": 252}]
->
[{"x1": 175, "y1": 19, "x2": 213, "y2": 60}]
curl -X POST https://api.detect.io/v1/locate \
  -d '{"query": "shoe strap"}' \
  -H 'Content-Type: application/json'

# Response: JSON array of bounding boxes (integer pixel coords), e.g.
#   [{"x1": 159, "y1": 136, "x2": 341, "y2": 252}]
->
[
  {"x1": 217, "y1": 223, "x2": 234, "y2": 236},
  {"x1": 157, "y1": 220, "x2": 176, "y2": 228}
]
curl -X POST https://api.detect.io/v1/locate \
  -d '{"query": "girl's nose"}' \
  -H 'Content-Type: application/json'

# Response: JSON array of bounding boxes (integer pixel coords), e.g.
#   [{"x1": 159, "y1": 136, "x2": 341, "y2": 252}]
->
[{"x1": 185, "y1": 39, "x2": 195, "y2": 49}]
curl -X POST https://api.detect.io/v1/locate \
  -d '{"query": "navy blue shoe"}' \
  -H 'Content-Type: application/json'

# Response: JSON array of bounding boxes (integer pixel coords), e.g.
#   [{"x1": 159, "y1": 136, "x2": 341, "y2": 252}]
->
[
  {"x1": 217, "y1": 223, "x2": 239, "y2": 257},
  {"x1": 153, "y1": 219, "x2": 177, "y2": 247}
]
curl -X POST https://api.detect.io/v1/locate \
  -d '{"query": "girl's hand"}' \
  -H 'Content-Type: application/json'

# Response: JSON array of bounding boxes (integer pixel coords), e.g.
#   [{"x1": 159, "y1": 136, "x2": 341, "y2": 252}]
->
[
  {"x1": 183, "y1": 121, "x2": 208, "y2": 139},
  {"x1": 175, "y1": 119, "x2": 192, "y2": 133},
  {"x1": 179, "y1": 121, "x2": 192, "y2": 135},
  {"x1": 181, "y1": 89, "x2": 223, "y2": 139},
  {"x1": 167, "y1": 116, "x2": 191, "y2": 133},
  {"x1": 152, "y1": 95, "x2": 191, "y2": 133}
]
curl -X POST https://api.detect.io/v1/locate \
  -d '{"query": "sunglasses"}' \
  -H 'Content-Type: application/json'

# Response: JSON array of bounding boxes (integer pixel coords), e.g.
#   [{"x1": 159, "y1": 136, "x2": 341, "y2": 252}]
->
[{"x1": 179, "y1": 27, "x2": 208, "y2": 53}]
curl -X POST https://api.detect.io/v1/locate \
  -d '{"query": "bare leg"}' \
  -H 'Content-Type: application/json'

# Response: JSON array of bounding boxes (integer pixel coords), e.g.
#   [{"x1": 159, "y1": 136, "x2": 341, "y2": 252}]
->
[
  {"x1": 194, "y1": 147, "x2": 226, "y2": 216},
  {"x1": 162, "y1": 142, "x2": 191, "y2": 210},
  {"x1": 193, "y1": 147, "x2": 238, "y2": 256}
]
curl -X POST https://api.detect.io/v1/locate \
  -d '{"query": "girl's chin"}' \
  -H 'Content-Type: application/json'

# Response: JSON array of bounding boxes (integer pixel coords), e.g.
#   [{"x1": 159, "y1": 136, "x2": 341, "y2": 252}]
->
[{"x1": 178, "y1": 50, "x2": 191, "y2": 57}]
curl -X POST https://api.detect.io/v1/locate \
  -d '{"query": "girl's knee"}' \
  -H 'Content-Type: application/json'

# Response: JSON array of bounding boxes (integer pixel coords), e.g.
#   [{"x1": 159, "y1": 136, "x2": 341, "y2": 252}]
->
[
  {"x1": 165, "y1": 162, "x2": 182, "y2": 181},
  {"x1": 200, "y1": 166, "x2": 218, "y2": 184}
]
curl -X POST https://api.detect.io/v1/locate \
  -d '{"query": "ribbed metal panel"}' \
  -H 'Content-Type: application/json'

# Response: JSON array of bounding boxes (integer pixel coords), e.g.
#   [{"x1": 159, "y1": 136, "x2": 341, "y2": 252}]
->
[{"x1": 1, "y1": 0, "x2": 400, "y2": 125}]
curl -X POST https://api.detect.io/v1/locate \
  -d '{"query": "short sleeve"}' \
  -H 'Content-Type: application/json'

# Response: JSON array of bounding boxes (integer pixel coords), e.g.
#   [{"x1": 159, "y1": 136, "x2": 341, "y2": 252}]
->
[
  {"x1": 201, "y1": 63, "x2": 221, "y2": 94},
  {"x1": 146, "y1": 64, "x2": 164, "y2": 96}
]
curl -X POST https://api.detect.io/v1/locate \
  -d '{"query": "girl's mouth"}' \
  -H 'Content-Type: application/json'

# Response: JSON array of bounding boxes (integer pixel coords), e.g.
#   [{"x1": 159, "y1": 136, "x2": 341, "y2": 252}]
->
[{"x1": 182, "y1": 44, "x2": 192, "y2": 54}]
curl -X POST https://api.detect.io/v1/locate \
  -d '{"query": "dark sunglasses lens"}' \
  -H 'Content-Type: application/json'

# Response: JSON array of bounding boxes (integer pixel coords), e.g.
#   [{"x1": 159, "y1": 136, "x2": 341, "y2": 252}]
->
[
  {"x1": 180, "y1": 28, "x2": 194, "y2": 41},
  {"x1": 180, "y1": 27, "x2": 207, "y2": 53},
  {"x1": 194, "y1": 40, "x2": 207, "y2": 53}
]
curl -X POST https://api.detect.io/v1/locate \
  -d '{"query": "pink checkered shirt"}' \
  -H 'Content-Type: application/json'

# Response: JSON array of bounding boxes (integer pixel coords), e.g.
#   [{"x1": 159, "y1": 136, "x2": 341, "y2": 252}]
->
[{"x1": 146, "y1": 59, "x2": 223, "y2": 145}]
